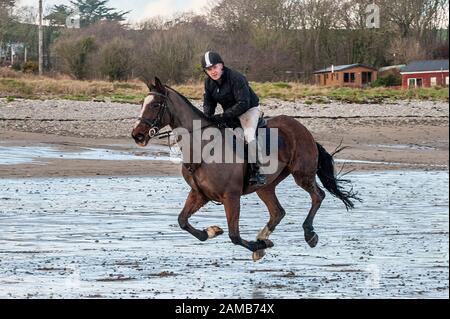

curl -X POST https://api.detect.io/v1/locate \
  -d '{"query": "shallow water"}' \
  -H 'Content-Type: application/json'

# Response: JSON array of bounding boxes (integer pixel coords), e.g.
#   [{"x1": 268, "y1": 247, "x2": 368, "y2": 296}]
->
[
  {"x1": 0, "y1": 144, "x2": 180, "y2": 165},
  {"x1": 0, "y1": 171, "x2": 448, "y2": 299},
  {"x1": 1, "y1": 144, "x2": 445, "y2": 170},
  {"x1": 335, "y1": 159, "x2": 448, "y2": 169},
  {"x1": 368, "y1": 144, "x2": 437, "y2": 151}
]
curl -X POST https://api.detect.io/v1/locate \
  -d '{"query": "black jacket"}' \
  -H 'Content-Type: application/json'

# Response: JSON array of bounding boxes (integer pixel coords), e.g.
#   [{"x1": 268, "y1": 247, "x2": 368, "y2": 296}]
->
[{"x1": 203, "y1": 67, "x2": 259, "y2": 118}]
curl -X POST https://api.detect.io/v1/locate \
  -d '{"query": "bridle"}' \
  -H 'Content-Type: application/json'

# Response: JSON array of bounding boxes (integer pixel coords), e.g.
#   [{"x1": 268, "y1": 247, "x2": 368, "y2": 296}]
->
[
  {"x1": 138, "y1": 90, "x2": 220, "y2": 140},
  {"x1": 136, "y1": 89, "x2": 225, "y2": 206},
  {"x1": 137, "y1": 91, "x2": 172, "y2": 138}
]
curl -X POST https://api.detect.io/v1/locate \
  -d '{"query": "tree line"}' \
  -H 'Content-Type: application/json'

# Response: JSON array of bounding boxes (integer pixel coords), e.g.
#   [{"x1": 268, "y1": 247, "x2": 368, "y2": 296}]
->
[{"x1": 1, "y1": 0, "x2": 448, "y2": 83}]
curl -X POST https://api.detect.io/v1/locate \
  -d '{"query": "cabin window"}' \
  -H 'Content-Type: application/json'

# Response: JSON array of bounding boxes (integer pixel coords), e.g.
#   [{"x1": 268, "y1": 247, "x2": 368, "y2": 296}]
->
[
  {"x1": 431, "y1": 77, "x2": 437, "y2": 86},
  {"x1": 362, "y1": 72, "x2": 373, "y2": 84},
  {"x1": 344, "y1": 73, "x2": 349, "y2": 83},
  {"x1": 409, "y1": 78, "x2": 423, "y2": 87},
  {"x1": 344, "y1": 72, "x2": 356, "y2": 83},
  {"x1": 416, "y1": 78, "x2": 423, "y2": 87}
]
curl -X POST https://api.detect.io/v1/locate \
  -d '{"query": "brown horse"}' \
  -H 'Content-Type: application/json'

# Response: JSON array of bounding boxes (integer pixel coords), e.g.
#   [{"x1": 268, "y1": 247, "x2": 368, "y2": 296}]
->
[{"x1": 132, "y1": 77, "x2": 359, "y2": 260}]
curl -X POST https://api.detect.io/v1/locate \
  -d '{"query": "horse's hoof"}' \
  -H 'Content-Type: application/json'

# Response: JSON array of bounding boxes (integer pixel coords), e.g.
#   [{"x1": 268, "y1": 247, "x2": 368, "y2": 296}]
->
[
  {"x1": 258, "y1": 239, "x2": 274, "y2": 249},
  {"x1": 252, "y1": 250, "x2": 266, "y2": 262},
  {"x1": 206, "y1": 226, "x2": 224, "y2": 239},
  {"x1": 306, "y1": 232, "x2": 319, "y2": 248}
]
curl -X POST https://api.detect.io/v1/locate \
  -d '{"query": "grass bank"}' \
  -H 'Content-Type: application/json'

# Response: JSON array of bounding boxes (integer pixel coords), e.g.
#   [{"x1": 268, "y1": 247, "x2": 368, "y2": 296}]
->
[{"x1": 1, "y1": 69, "x2": 448, "y2": 104}]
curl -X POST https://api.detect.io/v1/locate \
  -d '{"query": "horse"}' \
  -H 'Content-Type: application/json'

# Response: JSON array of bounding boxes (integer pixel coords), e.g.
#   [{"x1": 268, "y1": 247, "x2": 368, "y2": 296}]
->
[{"x1": 132, "y1": 77, "x2": 359, "y2": 261}]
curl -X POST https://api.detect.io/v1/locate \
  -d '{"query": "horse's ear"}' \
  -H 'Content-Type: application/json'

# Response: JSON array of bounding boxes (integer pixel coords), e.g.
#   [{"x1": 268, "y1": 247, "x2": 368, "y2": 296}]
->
[
  {"x1": 145, "y1": 80, "x2": 155, "y2": 92},
  {"x1": 154, "y1": 76, "x2": 166, "y2": 94}
]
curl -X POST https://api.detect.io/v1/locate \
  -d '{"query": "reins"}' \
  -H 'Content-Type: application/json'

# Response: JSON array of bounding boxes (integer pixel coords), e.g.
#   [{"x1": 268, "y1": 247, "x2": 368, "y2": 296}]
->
[
  {"x1": 137, "y1": 89, "x2": 224, "y2": 205},
  {"x1": 138, "y1": 91, "x2": 219, "y2": 140}
]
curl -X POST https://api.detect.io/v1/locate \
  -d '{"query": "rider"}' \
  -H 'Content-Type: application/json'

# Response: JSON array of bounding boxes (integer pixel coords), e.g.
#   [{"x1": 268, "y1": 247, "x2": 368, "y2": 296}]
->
[{"x1": 201, "y1": 51, "x2": 266, "y2": 185}]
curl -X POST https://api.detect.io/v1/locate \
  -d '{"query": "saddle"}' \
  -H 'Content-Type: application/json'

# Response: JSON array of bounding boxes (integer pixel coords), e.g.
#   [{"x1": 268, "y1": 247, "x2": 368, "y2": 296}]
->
[
  {"x1": 215, "y1": 115, "x2": 267, "y2": 130},
  {"x1": 212, "y1": 116, "x2": 271, "y2": 185}
]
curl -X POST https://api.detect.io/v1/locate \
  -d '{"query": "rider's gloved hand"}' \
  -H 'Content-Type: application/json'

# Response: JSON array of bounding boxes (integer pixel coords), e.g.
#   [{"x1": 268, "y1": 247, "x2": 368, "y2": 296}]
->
[
  {"x1": 212, "y1": 113, "x2": 232, "y2": 122},
  {"x1": 212, "y1": 114, "x2": 224, "y2": 122}
]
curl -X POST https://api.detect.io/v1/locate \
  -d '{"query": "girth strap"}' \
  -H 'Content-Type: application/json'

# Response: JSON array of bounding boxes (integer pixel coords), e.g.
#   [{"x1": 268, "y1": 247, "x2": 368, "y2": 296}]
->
[{"x1": 183, "y1": 163, "x2": 223, "y2": 206}]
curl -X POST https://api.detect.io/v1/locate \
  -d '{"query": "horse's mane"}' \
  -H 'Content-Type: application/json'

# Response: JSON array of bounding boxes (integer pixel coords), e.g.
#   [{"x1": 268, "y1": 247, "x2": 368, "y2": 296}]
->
[{"x1": 165, "y1": 85, "x2": 209, "y2": 120}]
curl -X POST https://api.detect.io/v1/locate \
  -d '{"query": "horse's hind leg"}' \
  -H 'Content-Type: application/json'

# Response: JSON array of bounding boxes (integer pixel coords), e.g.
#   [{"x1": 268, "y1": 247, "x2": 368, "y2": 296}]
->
[
  {"x1": 223, "y1": 193, "x2": 274, "y2": 254},
  {"x1": 293, "y1": 172, "x2": 325, "y2": 248},
  {"x1": 178, "y1": 190, "x2": 224, "y2": 242},
  {"x1": 253, "y1": 187, "x2": 286, "y2": 261}
]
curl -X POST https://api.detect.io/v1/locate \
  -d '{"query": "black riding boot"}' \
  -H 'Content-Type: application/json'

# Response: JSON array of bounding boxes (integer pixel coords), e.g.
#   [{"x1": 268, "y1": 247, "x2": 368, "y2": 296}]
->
[
  {"x1": 249, "y1": 160, "x2": 267, "y2": 186},
  {"x1": 247, "y1": 132, "x2": 266, "y2": 186}
]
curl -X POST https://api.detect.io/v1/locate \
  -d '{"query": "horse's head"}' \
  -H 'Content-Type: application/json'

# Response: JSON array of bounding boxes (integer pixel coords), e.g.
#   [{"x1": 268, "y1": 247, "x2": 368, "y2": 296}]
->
[{"x1": 132, "y1": 77, "x2": 170, "y2": 147}]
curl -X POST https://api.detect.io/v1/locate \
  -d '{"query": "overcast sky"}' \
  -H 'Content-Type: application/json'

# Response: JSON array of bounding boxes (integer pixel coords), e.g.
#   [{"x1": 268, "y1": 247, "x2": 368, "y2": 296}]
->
[{"x1": 17, "y1": 0, "x2": 212, "y2": 22}]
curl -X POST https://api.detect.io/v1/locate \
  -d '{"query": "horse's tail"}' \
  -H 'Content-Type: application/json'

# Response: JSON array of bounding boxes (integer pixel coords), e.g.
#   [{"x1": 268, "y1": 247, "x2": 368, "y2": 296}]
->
[{"x1": 316, "y1": 143, "x2": 360, "y2": 211}]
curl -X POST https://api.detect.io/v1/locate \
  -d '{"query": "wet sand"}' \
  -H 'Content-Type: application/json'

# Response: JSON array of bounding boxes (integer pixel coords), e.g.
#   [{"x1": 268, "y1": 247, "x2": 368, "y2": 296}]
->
[
  {"x1": 0, "y1": 98, "x2": 448, "y2": 299},
  {"x1": 0, "y1": 98, "x2": 448, "y2": 178},
  {"x1": 0, "y1": 123, "x2": 448, "y2": 178},
  {"x1": 0, "y1": 131, "x2": 181, "y2": 178},
  {"x1": 0, "y1": 172, "x2": 448, "y2": 298}
]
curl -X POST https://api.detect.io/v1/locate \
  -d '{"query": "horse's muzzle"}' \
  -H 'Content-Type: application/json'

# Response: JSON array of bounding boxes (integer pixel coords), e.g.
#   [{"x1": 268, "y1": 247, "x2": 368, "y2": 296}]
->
[
  {"x1": 133, "y1": 133, "x2": 146, "y2": 143},
  {"x1": 132, "y1": 131, "x2": 150, "y2": 147}
]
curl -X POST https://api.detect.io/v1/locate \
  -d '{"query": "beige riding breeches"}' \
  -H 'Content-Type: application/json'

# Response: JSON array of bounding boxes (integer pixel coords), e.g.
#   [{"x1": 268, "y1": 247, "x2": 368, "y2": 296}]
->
[{"x1": 238, "y1": 106, "x2": 261, "y2": 143}]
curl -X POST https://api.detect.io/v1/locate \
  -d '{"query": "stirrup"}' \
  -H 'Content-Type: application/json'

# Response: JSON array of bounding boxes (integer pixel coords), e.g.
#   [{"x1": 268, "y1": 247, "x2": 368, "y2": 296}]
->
[{"x1": 249, "y1": 172, "x2": 267, "y2": 185}]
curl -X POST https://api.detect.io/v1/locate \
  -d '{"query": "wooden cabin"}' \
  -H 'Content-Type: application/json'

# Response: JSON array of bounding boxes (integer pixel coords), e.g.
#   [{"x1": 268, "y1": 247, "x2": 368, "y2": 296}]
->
[{"x1": 313, "y1": 64, "x2": 378, "y2": 88}]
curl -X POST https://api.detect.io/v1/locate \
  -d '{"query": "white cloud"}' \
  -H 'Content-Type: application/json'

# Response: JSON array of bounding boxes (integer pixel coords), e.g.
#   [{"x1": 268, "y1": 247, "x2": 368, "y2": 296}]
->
[
  {"x1": 142, "y1": 0, "x2": 210, "y2": 19},
  {"x1": 18, "y1": 0, "x2": 63, "y2": 7},
  {"x1": 186, "y1": 0, "x2": 211, "y2": 14},
  {"x1": 143, "y1": 0, "x2": 178, "y2": 19},
  {"x1": 16, "y1": 0, "x2": 213, "y2": 22}
]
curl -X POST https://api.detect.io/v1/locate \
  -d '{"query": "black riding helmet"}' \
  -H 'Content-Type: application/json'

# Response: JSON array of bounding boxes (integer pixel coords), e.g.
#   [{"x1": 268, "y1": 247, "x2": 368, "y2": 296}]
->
[{"x1": 201, "y1": 51, "x2": 224, "y2": 69}]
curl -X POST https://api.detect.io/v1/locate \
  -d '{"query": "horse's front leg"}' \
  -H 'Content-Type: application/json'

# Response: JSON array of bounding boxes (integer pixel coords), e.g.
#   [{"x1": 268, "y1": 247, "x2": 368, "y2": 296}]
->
[
  {"x1": 223, "y1": 193, "x2": 274, "y2": 253},
  {"x1": 178, "y1": 189, "x2": 224, "y2": 242},
  {"x1": 252, "y1": 186, "x2": 286, "y2": 261}
]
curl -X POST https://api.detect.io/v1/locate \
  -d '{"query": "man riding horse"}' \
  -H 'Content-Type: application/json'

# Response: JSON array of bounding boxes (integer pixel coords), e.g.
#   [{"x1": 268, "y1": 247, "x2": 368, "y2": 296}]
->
[
  {"x1": 132, "y1": 53, "x2": 359, "y2": 260},
  {"x1": 201, "y1": 51, "x2": 266, "y2": 186}
]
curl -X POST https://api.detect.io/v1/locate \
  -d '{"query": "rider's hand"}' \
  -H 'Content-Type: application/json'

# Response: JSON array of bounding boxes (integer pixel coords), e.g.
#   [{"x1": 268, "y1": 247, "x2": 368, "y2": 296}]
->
[
  {"x1": 212, "y1": 114, "x2": 224, "y2": 122},
  {"x1": 213, "y1": 113, "x2": 232, "y2": 122}
]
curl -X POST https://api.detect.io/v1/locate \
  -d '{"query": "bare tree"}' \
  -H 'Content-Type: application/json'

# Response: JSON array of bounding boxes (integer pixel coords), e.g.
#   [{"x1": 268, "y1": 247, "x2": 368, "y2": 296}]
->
[
  {"x1": 0, "y1": 0, "x2": 15, "y2": 47},
  {"x1": 99, "y1": 37, "x2": 134, "y2": 81},
  {"x1": 379, "y1": 0, "x2": 448, "y2": 37},
  {"x1": 5, "y1": 0, "x2": 446, "y2": 82},
  {"x1": 53, "y1": 35, "x2": 97, "y2": 79},
  {"x1": 135, "y1": 26, "x2": 210, "y2": 84}
]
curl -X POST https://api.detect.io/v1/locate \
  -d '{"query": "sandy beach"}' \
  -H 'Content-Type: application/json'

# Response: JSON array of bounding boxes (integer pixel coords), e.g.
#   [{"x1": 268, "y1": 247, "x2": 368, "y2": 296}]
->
[
  {"x1": 0, "y1": 98, "x2": 448, "y2": 299},
  {"x1": 0, "y1": 171, "x2": 448, "y2": 298},
  {"x1": 0, "y1": 98, "x2": 448, "y2": 177}
]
